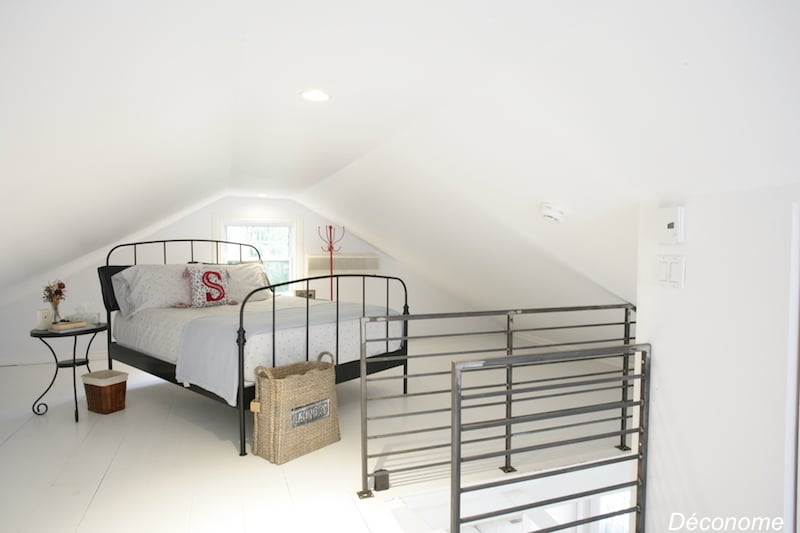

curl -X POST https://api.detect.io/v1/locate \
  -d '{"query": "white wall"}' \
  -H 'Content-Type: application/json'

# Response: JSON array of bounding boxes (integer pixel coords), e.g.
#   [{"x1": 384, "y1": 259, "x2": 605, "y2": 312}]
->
[
  {"x1": 637, "y1": 184, "x2": 800, "y2": 530},
  {"x1": 0, "y1": 194, "x2": 468, "y2": 366}
]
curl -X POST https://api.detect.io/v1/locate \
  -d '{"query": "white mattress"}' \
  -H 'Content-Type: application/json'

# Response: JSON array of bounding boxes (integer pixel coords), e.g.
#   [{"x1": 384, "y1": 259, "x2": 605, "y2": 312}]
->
[{"x1": 113, "y1": 296, "x2": 403, "y2": 405}]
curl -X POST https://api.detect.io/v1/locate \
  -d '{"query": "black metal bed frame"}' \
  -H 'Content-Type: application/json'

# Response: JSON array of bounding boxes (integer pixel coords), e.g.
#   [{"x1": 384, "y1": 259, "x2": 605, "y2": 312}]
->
[{"x1": 97, "y1": 239, "x2": 409, "y2": 456}]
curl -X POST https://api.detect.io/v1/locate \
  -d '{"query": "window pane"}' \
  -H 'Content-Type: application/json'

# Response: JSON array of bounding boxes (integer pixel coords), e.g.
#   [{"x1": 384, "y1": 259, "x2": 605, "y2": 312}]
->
[
  {"x1": 225, "y1": 223, "x2": 294, "y2": 293},
  {"x1": 265, "y1": 260, "x2": 290, "y2": 286}
]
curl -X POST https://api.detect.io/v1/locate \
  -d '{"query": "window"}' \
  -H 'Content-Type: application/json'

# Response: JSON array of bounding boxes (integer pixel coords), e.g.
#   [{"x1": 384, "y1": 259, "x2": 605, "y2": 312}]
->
[{"x1": 224, "y1": 222, "x2": 295, "y2": 292}]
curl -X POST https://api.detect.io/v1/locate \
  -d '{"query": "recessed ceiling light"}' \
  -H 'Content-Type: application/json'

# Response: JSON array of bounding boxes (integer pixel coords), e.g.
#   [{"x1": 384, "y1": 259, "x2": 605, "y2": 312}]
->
[{"x1": 300, "y1": 89, "x2": 330, "y2": 102}]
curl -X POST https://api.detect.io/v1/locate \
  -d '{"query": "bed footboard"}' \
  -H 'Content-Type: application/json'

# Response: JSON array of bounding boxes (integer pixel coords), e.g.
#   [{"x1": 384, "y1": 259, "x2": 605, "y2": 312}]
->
[
  {"x1": 98, "y1": 239, "x2": 410, "y2": 457},
  {"x1": 236, "y1": 273, "x2": 409, "y2": 455}
]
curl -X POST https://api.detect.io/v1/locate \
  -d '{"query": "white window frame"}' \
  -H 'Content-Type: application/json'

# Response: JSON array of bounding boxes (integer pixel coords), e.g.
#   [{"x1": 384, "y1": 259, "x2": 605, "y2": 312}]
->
[{"x1": 219, "y1": 217, "x2": 303, "y2": 291}]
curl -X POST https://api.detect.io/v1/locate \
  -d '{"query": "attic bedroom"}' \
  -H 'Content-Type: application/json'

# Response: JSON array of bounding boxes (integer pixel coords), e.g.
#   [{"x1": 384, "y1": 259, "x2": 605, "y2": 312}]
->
[{"x1": 2, "y1": 1, "x2": 800, "y2": 532}]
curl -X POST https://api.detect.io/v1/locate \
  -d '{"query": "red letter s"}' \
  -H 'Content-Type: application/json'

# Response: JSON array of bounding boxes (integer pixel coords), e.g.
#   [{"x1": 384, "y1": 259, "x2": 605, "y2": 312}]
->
[{"x1": 202, "y1": 271, "x2": 225, "y2": 302}]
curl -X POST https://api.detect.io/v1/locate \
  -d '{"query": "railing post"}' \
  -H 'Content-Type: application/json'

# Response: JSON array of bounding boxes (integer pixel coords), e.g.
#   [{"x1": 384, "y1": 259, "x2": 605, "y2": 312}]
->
[
  {"x1": 617, "y1": 307, "x2": 633, "y2": 451},
  {"x1": 501, "y1": 313, "x2": 517, "y2": 473},
  {"x1": 358, "y1": 317, "x2": 373, "y2": 499},
  {"x1": 451, "y1": 361, "x2": 464, "y2": 533},
  {"x1": 637, "y1": 346, "x2": 652, "y2": 533}
]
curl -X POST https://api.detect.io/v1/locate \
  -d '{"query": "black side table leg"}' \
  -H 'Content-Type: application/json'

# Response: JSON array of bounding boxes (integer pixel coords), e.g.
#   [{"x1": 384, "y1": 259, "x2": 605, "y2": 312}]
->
[
  {"x1": 32, "y1": 339, "x2": 59, "y2": 416},
  {"x1": 72, "y1": 336, "x2": 79, "y2": 422}
]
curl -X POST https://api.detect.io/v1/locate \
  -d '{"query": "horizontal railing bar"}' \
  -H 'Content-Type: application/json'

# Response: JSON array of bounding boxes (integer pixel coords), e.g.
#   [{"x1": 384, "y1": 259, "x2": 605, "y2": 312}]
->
[
  {"x1": 367, "y1": 406, "x2": 452, "y2": 421},
  {"x1": 369, "y1": 387, "x2": 452, "y2": 401},
  {"x1": 365, "y1": 332, "x2": 503, "y2": 344},
  {"x1": 368, "y1": 424, "x2": 452, "y2": 440},
  {"x1": 514, "y1": 366, "x2": 632, "y2": 387},
  {"x1": 366, "y1": 370, "x2": 450, "y2": 382},
  {"x1": 370, "y1": 385, "x2": 636, "y2": 422},
  {"x1": 365, "y1": 354, "x2": 629, "y2": 386},
  {"x1": 458, "y1": 352, "x2": 630, "y2": 375},
  {"x1": 365, "y1": 341, "x2": 631, "y2": 364},
  {"x1": 462, "y1": 453, "x2": 639, "y2": 493},
  {"x1": 368, "y1": 413, "x2": 632, "y2": 444},
  {"x1": 532, "y1": 507, "x2": 639, "y2": 533},
  {"x1": 509, "y1": 367, "x2": 626, "y2": 388},
  {"x1": 512, "y1": 320, "x2": 636, "y2": 334},
  {"x1": 460, "y1": 480, "x2": 639, "y2": 525},
  {"x1": 396, "y1": 369, "x2": 624, "y2": 400},
  {"x1": 510, "y1": 337, "x2": 631, "y2": 351},
  {"x1": 368, "y1": 440, "x2": 451, "y2": 459},
  {"x1": 441, "y1": 368, "x2": 628, "y2": 398},
  {"x1": 454, "y1": 344, "x2": 649, "y2": 372},
  {"x1": 369, "y1": 319, "x2": 638, "y2": 343},
  {"x1": 460, "y1": 400, "x2": 642, "y2": 433},
  {"x1": 369, "y1": 368, "x2": 629, "y2": 401},
  {"x1": 460, "y1": 385, "x2": 635, "y2": 414},
  {"x1": 461, "y1": 373, "x2": 643, "y2": 402},
  {"x1": 461, "y1": 428, "x2": 640, "y2": 463},
  {"x1": 509, "y1": 414, "x2": 633, "y2": 441},
  {"x1": 369, "y1": 427, "x2": 534, "y2": 458},
  {"x1": 364, "y1": 346, "x2": 508, "y2": 363},
  {"x1": 379, "y1": 329, "x2": 508, "y2": 342},
  {"x1": 364, "y1": 303, "x2": 636, "y2": 323},
  {"x1": 369, "y1": 459, "x2": 452, "y2": 477}
]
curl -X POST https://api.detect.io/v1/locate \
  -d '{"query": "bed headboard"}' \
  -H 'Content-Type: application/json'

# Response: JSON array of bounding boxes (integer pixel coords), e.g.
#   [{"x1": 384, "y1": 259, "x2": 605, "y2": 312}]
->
[
  {"x1": 97, "y1": 239, "x2": 262, "y2": 313},
  {"x1": 97, "y1": 265, "x2": 130, "y2": 312}
]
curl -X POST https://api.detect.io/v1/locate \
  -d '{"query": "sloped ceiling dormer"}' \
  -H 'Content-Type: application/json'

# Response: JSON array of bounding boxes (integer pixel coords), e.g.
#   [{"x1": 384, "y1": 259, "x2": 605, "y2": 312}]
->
[{"x1": 2, "y1": 2, "x2": 798, "y2": 305}]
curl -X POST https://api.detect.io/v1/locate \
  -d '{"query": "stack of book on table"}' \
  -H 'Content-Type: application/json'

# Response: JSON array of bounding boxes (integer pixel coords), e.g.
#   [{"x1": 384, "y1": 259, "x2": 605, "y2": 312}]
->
[{"x1": 49, "y1": 320, "x2": 88, "y2": 332}]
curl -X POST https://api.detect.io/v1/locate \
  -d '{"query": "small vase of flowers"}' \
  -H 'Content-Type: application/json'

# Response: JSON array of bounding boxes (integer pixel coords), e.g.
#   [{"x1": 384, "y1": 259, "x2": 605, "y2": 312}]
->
[{"x1": 43, "y1": 280, "x2": 67, "y2": 323}]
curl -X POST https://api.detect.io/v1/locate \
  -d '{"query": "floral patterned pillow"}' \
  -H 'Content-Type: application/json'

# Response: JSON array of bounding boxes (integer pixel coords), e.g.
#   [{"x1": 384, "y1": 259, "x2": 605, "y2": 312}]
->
[{"x1": 187, "y1": 266, "x2": 230, "y2": 308}]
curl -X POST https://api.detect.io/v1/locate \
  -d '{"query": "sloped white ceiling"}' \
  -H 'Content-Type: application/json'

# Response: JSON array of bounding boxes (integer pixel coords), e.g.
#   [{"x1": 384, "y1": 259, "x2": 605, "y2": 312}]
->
[{"x1": 2, "y1": 1, "x2": 799, "y2": 304}]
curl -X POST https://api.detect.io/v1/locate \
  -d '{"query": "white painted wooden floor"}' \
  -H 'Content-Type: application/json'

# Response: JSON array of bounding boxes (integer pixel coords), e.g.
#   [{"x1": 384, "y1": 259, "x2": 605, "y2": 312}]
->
[
  {"x1": 0, "y1": 353, "x2": 637, "y2": 533},
  {"x1": 0, "y1": 361, "x2": 410, "y2": 533}
]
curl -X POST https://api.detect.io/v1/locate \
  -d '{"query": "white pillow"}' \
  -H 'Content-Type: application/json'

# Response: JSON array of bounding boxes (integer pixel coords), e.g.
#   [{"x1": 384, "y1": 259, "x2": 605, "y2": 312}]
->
[
  {"x1": 111, "y1": 264, "x2": 191, "y2": 318},
  {"x1": 215, "y1": 262, "x2": 270, "y2": 303},
  {"x1": 110, "y1": 272, "x2": 134, "y2": 318}
]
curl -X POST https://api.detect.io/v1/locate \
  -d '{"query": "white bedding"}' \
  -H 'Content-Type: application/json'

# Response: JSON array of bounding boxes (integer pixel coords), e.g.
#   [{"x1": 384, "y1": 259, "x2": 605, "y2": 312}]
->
[{"x1": 113, "y1": 295, "x2": 403, "y2": 405}]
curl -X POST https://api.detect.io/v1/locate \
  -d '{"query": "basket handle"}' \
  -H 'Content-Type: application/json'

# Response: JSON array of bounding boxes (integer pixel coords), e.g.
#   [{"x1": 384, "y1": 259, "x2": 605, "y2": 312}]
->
[
  {"x1": 317, "y1": 351, "x2": 335, "y2": 364},
  {"x1": 254, "y1": 365, "x2": 276, "y2": 380}
]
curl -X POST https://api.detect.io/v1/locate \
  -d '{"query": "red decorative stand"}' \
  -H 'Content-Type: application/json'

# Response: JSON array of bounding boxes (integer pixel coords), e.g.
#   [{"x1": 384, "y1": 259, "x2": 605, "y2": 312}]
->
[{"x1": 318, "y1": 225, "x2": 345, "y2": 299}]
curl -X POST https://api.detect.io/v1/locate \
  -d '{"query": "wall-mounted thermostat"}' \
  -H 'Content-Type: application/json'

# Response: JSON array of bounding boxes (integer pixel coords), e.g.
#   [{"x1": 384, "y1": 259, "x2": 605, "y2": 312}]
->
[{"x1": 655, "y1": 206, "x2": 685, "y2": 244}]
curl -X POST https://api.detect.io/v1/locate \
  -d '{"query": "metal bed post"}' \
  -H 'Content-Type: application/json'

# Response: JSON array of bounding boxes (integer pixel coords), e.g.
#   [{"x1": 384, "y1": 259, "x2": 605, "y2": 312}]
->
[
  {"x1": 336, "y1": 276, "x2": 340, "y2": 363},
  {"x1": 237, "y1": 316, "x2": 247, "y2": 456},
  {"x1": 305, "y1": 278, "x2": 311, "y2": 361},
  {"x1": 271, "y1": 290, "x2": 277, "y2": 367},
  {"x1": 106, "y1": 308, "x2": 113, "y2": 370}
]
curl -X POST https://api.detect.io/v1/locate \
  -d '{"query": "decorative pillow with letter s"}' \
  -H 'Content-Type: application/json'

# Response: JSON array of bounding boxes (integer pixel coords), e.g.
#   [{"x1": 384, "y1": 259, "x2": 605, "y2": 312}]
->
[{"x1": 187, "y1": 266, "x2": 230, "y2": 308}]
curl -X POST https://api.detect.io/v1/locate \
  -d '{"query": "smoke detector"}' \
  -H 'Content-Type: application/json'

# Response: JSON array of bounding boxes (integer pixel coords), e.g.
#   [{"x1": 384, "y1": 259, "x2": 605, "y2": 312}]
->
[{"x1": 541, "y1": 203, "x2": 566, "y2": 223}]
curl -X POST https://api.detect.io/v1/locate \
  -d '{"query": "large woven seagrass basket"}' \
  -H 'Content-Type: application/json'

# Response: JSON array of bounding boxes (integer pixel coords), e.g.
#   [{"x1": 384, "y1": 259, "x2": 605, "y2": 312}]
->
[{"x1": 250, "y1": 353, "x2": 340, "y2": 464}]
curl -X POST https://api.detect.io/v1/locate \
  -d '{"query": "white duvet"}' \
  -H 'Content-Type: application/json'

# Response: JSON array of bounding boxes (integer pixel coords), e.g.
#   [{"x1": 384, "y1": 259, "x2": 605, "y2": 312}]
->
[{"x1": 113, "y1": 296, "x2": 403, "y2": 405}]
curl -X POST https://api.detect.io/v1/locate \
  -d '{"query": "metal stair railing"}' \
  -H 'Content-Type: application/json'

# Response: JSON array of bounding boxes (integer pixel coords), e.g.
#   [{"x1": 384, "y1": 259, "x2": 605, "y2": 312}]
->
[{"x1": 451, "y1": 343, "x2": 651, "y2": 532}]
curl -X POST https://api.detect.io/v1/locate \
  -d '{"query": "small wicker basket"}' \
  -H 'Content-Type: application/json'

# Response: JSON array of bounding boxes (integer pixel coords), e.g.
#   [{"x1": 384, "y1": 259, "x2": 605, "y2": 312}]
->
[
  {"x1": 251, "y1": 353, "x2": 340, "y2": 464},
  {"x1": 82, "y1": 370, "x2": 127, "y2": 414}
]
